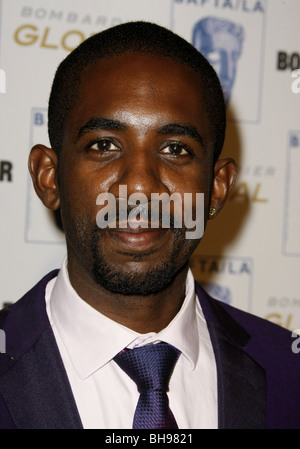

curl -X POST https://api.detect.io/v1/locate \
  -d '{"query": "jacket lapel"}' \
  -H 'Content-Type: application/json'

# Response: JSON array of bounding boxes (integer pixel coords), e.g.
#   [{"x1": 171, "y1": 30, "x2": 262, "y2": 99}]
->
[
  {"x1": 196, "y1": 283, "x2": 266, "y2": 429},
  {"x1": 0, "y1": 271, "x2": 83, "y2": 429},
  {"x1": 0, "y1": 327, "x2": 83, "y2": 429}
]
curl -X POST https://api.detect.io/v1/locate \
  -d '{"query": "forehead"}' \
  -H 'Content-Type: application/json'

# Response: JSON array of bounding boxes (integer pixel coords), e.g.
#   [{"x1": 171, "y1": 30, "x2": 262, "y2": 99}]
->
[{"x1": 66, "y1": 52, "x2": 212, "y2": 142}]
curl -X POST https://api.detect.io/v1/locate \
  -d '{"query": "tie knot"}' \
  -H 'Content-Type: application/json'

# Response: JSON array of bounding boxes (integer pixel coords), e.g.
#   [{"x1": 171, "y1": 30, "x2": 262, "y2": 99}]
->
[{"x1": 114, "y1": 342, "x2": 180, "y2": 393}]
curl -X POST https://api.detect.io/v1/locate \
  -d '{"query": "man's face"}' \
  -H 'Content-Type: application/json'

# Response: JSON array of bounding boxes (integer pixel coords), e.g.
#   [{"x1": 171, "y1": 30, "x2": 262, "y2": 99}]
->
[{"x1": 58, "y1": 52, "x2": 215, "y2": 295}]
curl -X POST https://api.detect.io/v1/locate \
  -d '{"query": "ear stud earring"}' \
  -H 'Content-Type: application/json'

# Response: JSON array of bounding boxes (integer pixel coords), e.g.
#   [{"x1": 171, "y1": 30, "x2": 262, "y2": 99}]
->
[{"x1": 209, "y1": 207, "x2": 216, "y2": 217}]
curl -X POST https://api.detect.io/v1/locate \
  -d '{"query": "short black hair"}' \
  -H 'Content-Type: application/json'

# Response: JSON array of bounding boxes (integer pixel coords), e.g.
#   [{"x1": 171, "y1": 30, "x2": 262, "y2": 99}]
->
[{"x1": 48, "y1": 21, "x2": 226, "y2": 161}]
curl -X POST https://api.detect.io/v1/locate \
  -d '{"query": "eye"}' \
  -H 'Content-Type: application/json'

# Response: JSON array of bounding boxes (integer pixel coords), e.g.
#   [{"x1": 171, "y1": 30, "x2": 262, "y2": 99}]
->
[
  {"x1": 90, "y1": 139, "x2": 119, "y2": 152},
  {"x1": 160, "y1": 142, "x2": 189, "y2": 156}
]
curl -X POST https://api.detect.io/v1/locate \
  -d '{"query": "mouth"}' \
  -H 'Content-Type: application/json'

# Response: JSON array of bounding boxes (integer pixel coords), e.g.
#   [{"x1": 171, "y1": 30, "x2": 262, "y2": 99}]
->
[{"x1": 108, "y1": 224, "x2": 171, "y2": 253}]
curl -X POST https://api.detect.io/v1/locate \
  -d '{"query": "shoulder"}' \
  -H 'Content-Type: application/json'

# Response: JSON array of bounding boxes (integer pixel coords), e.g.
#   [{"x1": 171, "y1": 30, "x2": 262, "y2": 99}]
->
[
  {"x1": 1, "y1": 270, "x2": 59, "y2": 318},
  {"x1": 227, "y1": 298, "x2": 300, "y2": 373},
  {"x1": 221, "y1": 299, "x2": 291, "y2": 339},
  {"x1": 0, "y1": 270, "x2": 59, "y2": 362},
  {"x1": 196, "y1": 282, "x2": 299, "y2": 367},
  {"x1": 220, "y1": 299, "x2": 295, "y2": 355},
  {"x1": 0, "y1": 307, "x2": 11, "y2": 329}
]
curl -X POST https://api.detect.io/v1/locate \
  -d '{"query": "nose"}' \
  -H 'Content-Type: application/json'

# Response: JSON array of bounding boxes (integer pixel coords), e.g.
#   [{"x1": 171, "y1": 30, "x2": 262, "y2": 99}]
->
[{"x1": 109, "y1": 148, "x2": 169, "y2": 200}]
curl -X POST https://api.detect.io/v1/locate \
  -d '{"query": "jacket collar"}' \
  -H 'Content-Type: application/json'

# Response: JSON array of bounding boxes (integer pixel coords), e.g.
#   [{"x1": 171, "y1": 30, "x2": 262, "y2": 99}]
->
[
  {"x1": 196, "y1": 283, "x2": 266, "y2": 429},
  {"x1": 0, "y1": 271, "x2": 83, "y2": 429}
]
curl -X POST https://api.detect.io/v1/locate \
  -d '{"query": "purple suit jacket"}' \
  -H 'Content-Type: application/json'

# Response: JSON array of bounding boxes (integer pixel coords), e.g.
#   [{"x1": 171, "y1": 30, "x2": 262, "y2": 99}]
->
[{"x1": 0, "y1": 270, "x2": 300, "y2": 429}]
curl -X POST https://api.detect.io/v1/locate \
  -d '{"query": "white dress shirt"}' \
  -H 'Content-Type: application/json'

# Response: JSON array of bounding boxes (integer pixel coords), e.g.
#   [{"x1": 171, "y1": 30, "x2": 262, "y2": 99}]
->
[{"x1": 45, "y1": 257, "x2": 217, "y2": 429}]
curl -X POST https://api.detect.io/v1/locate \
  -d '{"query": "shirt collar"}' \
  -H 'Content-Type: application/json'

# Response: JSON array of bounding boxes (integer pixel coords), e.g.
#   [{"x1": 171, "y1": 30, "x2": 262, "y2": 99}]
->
[{"x1": 48, "y1": 258, "x2": 199, "y2": 380}]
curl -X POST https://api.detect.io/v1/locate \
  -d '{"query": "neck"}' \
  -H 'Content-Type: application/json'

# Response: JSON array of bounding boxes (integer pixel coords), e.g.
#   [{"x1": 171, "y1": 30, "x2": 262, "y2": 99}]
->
[{"x1": 67, "y1": 259, "x2": 189, "y2": 334}]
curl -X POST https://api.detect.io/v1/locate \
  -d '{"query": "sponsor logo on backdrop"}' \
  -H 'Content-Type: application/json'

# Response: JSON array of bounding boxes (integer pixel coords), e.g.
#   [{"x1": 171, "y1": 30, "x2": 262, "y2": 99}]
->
[
  {"x1": 19, "y1": 5, "x2": 122, "y2": 27},
  {"x1": 277, "y1": 52, "x2": 300, "y2": 94},
  {"x1": 277, "y1": 51, "x2": 300, "y2": 71},
  {"x1": 192, "y1": 17, "x2": 244, "y2": 103},
  {"x1": 266, "y1": 296, "x2": 300, "y2": 331},
  {"x1": 174, "y1": 0, "x2": 265, "y2": 13},
  {"x1": 14, "y1": 24, "x2": 88, "y2": 51},
  {"x1": 282, "y1": 131, "x2": 300, "y2": 257},
  {"x1": 13, "y1": 5, "x2": 124, "y2": 52},
  {"x1": 0, "y1": 161, "x2": 13, "y2": 182},
  {"x1": 172, "y1": 0, "x2": 266, "y2": 122},
  {"x1": 202, "y1": 282, "x2": 232, "y2": 304},
  {"x1": 190, "y1": 255, "x2": 253, "y2": 311},
  {"x1": 229, "y1": 164, "x2": 275, "y2": 203}
]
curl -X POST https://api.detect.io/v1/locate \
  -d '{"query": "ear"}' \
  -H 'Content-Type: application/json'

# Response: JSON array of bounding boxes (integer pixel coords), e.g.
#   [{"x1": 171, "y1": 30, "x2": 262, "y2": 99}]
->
[
  {"x1": 28, "y1": 144, "x2": 60, "y2": 210},
  {"x1": 209, "y1": 158, "x2": 236, "y2": 219}
]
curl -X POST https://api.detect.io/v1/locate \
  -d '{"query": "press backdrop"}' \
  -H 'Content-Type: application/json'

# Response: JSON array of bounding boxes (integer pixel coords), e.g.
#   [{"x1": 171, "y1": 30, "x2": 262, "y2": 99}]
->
[{"x1": 0, "y1": 0, "x2": 299, "y2": 331}]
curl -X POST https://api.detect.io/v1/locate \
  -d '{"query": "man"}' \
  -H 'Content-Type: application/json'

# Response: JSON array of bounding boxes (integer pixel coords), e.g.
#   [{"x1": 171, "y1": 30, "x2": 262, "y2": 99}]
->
[{"x1": 0, "y1": 21, "x2": 299, "y2": 429}]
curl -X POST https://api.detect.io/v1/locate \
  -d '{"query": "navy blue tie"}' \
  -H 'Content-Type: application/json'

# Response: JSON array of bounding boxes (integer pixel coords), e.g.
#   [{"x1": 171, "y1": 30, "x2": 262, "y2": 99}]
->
[{"x1": 114, "y1": 342, "x2": 180, "y2": 429}]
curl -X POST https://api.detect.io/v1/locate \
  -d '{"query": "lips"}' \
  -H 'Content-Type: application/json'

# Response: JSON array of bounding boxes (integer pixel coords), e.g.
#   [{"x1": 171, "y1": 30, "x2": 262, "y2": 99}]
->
[{"x1": 109, "y1": 225, "x2": 169, "y2": 252}]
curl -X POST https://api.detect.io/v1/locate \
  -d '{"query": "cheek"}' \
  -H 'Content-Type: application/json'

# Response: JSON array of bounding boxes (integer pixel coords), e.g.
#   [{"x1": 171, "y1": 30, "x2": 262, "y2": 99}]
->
[
  {"x1": 59, "y1": 159, "x2": 103, "y2": 209},
  {"x1": 166, "y1": 167, "x2": 212, "y2": 206},
  {"x1": 58, "y1": 172, "x2": 98, "y2": 238}
]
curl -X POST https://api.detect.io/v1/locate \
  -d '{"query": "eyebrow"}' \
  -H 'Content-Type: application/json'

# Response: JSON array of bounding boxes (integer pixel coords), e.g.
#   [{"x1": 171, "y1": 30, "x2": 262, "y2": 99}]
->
[
  {"x1": 157, "y1": 123, "x2": 204, "y2": 147},
  {"x1": 77, "y1": 117, "x2": 204, "y2": 148},
  {"x1": 77, "y1": 117, "x2": 127, "y2": 140}
]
